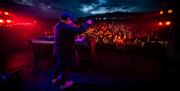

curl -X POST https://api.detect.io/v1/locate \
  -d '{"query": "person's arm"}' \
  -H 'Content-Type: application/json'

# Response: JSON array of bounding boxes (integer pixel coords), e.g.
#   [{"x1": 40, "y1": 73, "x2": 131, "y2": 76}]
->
[{"x1": 67, "y1": 19, "x2": 92, "y2": 34}]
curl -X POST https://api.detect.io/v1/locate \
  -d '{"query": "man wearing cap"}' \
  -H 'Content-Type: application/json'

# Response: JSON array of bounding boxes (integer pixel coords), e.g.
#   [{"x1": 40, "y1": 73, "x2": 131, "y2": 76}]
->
[{"x1": 52, "y1": 12, "x2": 92, "y2": 90}]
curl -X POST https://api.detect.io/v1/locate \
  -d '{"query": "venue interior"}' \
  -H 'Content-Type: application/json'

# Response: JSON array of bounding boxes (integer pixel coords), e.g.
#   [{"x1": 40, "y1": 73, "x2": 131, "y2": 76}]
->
[{"x1": 0, "y1": 0, "x2": 178, "y2": 91}]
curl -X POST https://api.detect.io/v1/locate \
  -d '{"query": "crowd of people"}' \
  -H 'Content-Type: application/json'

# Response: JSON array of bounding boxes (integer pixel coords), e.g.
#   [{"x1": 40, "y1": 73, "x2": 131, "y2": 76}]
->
[
  {"x1": 78, "y1": 21, "x2": 167, "y2": 47},
  {"x1": 34, "y1": 20, "x2": 169, "y2": 48}
]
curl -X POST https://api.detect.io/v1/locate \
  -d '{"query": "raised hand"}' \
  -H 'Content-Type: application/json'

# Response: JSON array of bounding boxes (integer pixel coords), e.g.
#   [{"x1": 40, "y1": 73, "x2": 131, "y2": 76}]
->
[{"x1": 86, "y1": 19, "x2": 93, "y2": 25}]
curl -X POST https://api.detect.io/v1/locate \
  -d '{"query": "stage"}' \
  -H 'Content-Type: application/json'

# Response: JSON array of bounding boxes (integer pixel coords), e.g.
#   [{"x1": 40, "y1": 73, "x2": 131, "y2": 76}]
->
[{"x1": 0, "y1": 38, "x2": 178, "y2": 91}]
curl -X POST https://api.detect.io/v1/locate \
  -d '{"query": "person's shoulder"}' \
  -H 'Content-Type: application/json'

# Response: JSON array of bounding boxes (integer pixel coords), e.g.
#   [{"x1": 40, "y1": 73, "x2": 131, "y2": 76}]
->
[
  {"x1": 54, "y1": 22, "x2": 60, "y2": 26},
  {"x1": 54, "y1": 22, "x2": 62, "y2": 30},
  {"x1": 55, "y1": 22, "x2": 65, "y2": 27}
]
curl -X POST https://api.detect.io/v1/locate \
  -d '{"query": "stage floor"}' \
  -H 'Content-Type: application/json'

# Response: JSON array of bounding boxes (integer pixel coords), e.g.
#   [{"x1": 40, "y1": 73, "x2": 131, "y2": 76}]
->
[{"x1": 0, "y1": 44, "x2": 178, "y2": 91}]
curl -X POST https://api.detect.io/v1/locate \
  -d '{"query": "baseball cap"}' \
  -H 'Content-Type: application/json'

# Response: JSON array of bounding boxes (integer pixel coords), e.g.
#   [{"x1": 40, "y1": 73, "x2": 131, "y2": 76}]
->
[{"x1": 61, "y1": 12, "x2": 73, "y2": 20}]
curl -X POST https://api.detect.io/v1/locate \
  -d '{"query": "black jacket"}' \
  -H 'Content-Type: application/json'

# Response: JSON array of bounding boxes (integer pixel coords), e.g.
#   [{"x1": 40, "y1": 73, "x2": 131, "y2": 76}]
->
[{"x1": 54, "y1": 21, "x2": 90, "y2": 56}]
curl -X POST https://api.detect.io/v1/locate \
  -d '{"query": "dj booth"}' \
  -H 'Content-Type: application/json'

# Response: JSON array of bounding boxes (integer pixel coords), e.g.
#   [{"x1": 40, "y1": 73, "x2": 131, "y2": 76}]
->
[{"x1": 28, "y1": 39, "x2": 95, "y2": 71}]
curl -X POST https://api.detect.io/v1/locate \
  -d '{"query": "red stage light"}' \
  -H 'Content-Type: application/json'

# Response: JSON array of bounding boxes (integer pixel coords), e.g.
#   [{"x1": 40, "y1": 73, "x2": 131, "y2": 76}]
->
[
  {"x1": 158, "y1": 22, "x2": 162, "y2": 26},
  {"x1": 0, "y1": 19, "x2": 4, "y2": 23},
  {"x1": 6, "y1": 20, "x2": 12, "y2": 23},
  {"x1": 160, "y1": 10, "x2": 163, "y2": 15},
  {"x1": 168, "y1": 9, "x2": 173, "y2": 14},
  {"x1": 4, "y1": 12, "x2": 9, "y2": 15},
  {"x1": 166, "y1": 21, "x2": 171, "y2": 26}
]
